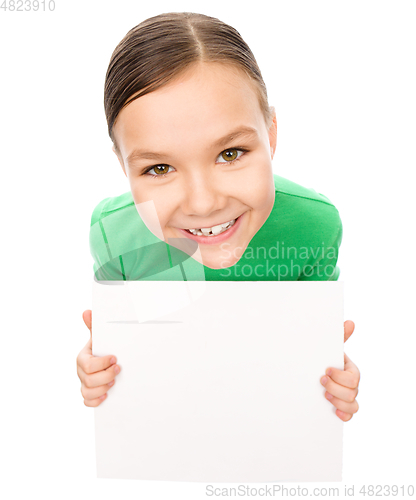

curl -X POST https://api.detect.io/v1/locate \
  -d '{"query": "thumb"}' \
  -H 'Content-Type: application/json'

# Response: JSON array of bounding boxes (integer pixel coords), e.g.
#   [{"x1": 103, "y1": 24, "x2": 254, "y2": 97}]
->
[
  {"x1": 82, "y1": 310, "x2": 93, "y2": 353},
  {"x1": 344, "y1": 320, "x2": 355, "y2": 343},
  {"x1": 82, "y1": 309, "x2": 92, "y2": 333}
]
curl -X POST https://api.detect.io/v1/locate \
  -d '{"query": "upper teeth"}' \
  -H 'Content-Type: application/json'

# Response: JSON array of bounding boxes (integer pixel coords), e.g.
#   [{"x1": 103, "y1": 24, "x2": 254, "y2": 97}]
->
[{"x1": 186, "y1": 218, "x2": 237, "y2": 236}]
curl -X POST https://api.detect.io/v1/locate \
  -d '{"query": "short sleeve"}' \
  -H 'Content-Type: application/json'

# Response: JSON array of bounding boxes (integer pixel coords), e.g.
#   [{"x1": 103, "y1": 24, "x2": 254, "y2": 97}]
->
[{"x1": 297, "y1": 216, "x2": 343, "y2": 281}]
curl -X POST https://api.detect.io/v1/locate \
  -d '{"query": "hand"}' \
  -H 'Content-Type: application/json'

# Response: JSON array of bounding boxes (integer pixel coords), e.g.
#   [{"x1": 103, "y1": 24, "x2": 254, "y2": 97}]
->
[
  {"x1": 76, "y1": 309, "x2": 121, "y2": 407},
  {"x1": 320, "y1": 320, "x2": 360, "y2": 421}
]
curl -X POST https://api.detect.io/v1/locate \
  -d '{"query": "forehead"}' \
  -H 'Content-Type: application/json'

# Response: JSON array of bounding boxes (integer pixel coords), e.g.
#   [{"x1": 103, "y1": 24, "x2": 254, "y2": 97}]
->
[{"x1": 113, "y1": 62, "x2": 264, "y2": 157}]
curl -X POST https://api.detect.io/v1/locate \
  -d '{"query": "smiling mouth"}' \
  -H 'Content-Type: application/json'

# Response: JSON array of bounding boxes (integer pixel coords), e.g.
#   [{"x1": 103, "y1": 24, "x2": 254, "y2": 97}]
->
[{"x1": 183, "y1": 215, "x2": 240, "y2": 237}]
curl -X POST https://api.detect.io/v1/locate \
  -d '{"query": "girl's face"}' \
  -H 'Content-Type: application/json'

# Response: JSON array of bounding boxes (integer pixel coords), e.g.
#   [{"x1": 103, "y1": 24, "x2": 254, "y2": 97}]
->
[{"x1": 112, "y1": 62, "x2": 277, "y2": 270}]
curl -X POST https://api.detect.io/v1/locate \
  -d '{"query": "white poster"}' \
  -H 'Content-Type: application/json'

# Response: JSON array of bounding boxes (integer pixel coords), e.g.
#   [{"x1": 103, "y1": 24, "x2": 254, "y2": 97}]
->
[{"x1": 92, "y1": 279, "x2": 344, "y2": 482}]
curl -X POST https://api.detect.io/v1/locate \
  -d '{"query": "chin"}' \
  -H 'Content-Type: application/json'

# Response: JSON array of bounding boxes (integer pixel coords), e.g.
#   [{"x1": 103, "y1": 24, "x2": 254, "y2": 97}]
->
[
  {"x1": 203, "y1": 261, "x2": 226, "y2": 270},
  {"x1": 201, "y1": 252, "x2": 243, "y2": 270}
]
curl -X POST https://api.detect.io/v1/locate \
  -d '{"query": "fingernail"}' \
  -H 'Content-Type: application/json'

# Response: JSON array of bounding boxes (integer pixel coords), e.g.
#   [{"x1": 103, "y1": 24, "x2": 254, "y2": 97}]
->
[
  {"x1": 108, "y1": 380, "x2": 115, "y2": 387},
  {"x1": 110, "y1": 357, "x2": 116, "y2": 365},
  {"x1": 114, "y1": 365, "x2": 120, "y2": 374},
  {"x1": 326, "y1": 368, "x2": 332, "y2": 376},
  {"x1": 100, "y1": 394, "x2": 107, "y2": 400},
  {"x1": 325, "y1": 392, "x2": 333, "y2": 400},
  {"x1": 321, "y1": 376, "x2": 328, "y2": 385}
]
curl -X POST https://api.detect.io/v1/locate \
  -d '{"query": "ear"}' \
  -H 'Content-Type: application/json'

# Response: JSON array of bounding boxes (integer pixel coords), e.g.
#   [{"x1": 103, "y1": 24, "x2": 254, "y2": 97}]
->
[
  {"x1": 268, "y1": 106, "x2": 277, "y2": 160},
  {"x1": 112, "y1": 145, "x2": 127, "y2": 178}
]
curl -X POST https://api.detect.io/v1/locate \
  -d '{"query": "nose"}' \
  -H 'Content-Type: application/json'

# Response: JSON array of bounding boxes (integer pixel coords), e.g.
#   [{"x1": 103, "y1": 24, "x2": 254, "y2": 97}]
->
[{"x1": 180, "y1": 169, "x2": 227, "y2": 217}]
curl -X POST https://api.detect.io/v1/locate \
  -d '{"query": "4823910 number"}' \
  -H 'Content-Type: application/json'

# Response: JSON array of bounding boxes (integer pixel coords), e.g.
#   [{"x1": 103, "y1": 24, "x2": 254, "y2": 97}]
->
[{"x1": 1, "y1": 0, "x2": 55, "y2": 11}]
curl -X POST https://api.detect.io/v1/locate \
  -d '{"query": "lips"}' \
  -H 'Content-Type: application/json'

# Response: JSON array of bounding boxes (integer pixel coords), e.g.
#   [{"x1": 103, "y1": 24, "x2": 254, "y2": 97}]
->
[
  {"x1": 176, "y1": 212, "x2": 245, "y2": 246},
  {"x1": 185, "y1": 217, "x2": 236, "y2": 236},
  {"x1": 183, "y1": 216, "x2": 237, "y2": 232}
]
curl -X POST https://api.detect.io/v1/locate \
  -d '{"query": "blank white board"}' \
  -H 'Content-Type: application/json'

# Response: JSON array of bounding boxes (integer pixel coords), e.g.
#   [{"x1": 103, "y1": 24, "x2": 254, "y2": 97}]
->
[{"x1": 92, "y1": 279, "x2": 344, "y2": 482}]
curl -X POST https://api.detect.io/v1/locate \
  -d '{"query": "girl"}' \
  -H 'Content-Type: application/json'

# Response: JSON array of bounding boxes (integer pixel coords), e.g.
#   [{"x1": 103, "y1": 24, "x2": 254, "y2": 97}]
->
[{"x1": 76, "y1": 12, "x2": 360, "y2": 421}]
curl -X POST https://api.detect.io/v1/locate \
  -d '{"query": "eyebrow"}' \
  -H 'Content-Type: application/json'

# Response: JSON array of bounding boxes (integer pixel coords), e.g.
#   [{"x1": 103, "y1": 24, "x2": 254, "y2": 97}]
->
[{"x1": 125, "y1": 126, "x2": 259, "y2": 166}]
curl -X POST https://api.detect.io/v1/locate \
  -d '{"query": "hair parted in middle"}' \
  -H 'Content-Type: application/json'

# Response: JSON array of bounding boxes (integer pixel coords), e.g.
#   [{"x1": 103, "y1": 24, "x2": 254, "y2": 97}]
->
[{"x1": 104, "y1": 11, "x2": 274, "y2": 154}]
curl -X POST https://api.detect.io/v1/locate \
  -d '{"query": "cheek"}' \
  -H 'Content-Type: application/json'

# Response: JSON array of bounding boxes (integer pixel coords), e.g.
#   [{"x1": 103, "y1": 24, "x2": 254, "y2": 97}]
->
[
  {"x1": 235, "y1": 164, "x2": 274, "y2": 209},
  {"x1": 129, "y1": 188, "x2": 169, "y2": 239},
  {"x1": 130, "y1": 181, "x2": 163, "y2": 210}
]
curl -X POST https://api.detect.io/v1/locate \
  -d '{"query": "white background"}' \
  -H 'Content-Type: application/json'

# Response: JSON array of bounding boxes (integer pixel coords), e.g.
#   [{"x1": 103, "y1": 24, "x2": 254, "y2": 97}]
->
[{"x1": 1, "y1": 0, "x2": 415, "y2": 498}]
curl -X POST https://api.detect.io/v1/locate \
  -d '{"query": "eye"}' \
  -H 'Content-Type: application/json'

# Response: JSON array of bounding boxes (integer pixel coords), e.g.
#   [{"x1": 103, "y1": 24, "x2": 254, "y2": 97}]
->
[
  {"x1": 216, "y1": 148, "x2": 248, "y2": 164},
  {"x1": 141, "y1": 147, "x2": 248, "y2": 180},
  {"x1": 142, "y1": 164, "x2": 175, "y2": 179}
]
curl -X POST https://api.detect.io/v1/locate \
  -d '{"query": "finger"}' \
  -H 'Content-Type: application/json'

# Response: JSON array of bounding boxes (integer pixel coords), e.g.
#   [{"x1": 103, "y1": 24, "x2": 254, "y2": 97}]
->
[
  {"x1": 320, "y1": 376, "x2": 358, "y2": 403},
  {"x1": 344, "y1": 352, "x2": 360, "y2": 381},
  {"x1": 81, "y1": 379, "x2": 115, "y2": 401},
  {"x1": 84, "y1": 393, "x2": 108, "y2": 407},
  {"x1": 344, "y1": 320, "x2": 355, "y2": 343},
  {"x1": 77, "y1": 310, "x2": 93, "y2": 363},
  {"x1": 76, "y1": 338, "x2": 93, "y2": 370},
  {"x1": 79, "y1": 362, "x2": 121, "y2": 389},
  {"x1": 77, "y1": 361, "x2": 119, "y2": 386},
  {"x1": 78, "y1": 350, "x2": 118, "y2": 375},
  {"x1": 336, "y1": 409, "x2": 353, "y2": 421},
  {"x1": 324, "y1": 392, "x2": 359, "y2": 415},
  {"x1": 83, "y1": 309, "x2": 92, "y2": 332},
  {"x1": 324, "y1": 353, "x2": 360, "y2": 389}
]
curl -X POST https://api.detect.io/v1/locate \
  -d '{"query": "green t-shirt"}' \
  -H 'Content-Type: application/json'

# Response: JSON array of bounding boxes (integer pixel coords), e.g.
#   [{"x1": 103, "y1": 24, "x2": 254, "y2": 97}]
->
[{"x1": 89, "y1": 174, "x2": 342, "y2": 281}]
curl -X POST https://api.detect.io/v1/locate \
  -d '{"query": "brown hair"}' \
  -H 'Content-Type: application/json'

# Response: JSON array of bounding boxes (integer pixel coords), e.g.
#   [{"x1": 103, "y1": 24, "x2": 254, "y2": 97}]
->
[{"x1": 104, "y1": 12, "x2": 273, "y2": 154}]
